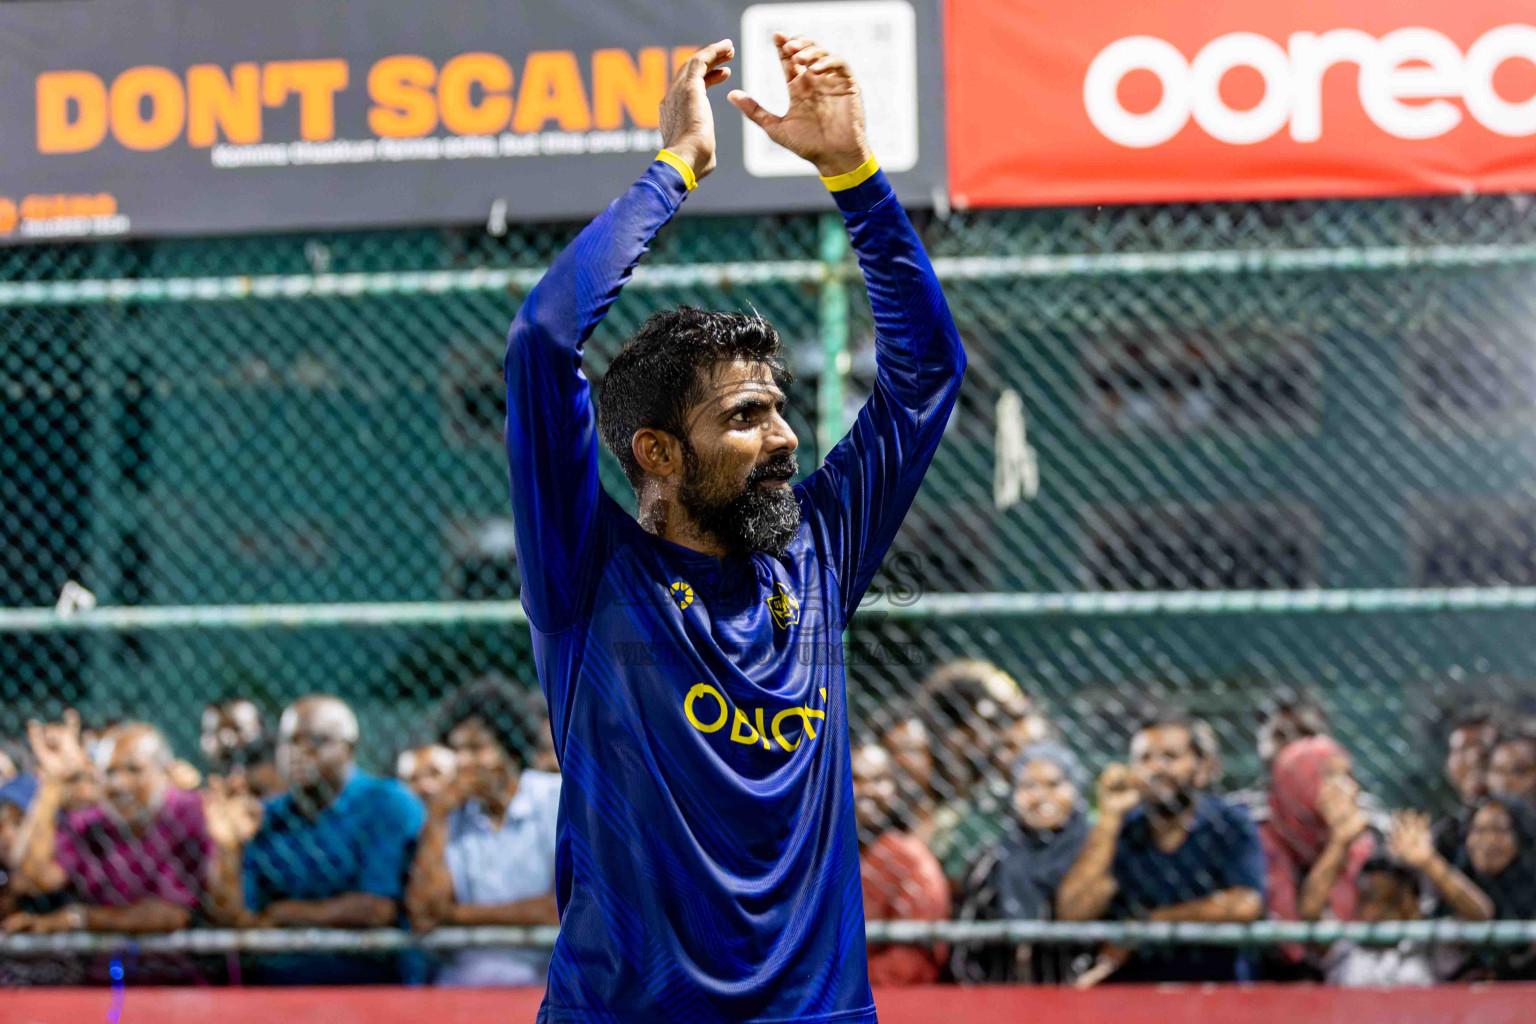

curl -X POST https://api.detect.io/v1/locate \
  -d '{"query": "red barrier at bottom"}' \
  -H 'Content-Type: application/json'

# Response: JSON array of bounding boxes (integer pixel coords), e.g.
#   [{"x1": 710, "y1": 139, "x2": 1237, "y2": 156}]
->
[{"x1": 5, "y1": 984, "x2": 1535, "y2": 1024}]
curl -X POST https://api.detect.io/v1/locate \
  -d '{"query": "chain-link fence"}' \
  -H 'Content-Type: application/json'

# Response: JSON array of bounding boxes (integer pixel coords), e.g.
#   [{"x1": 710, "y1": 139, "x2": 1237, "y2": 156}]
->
[{"x1": 3, "y1": 190, "x2": 1536, "y2": 986}]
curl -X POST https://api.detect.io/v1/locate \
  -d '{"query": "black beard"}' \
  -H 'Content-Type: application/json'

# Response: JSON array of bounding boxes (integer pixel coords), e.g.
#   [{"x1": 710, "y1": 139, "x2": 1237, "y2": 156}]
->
[{"x1": 678, "y1": 442, "x2": 801, "y2": 558}]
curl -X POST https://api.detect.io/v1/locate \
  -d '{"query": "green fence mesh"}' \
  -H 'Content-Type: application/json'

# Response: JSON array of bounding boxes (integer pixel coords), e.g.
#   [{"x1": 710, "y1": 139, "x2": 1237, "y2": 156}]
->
[{"x1": 3, "y1": 191, "x2": 1536, "y2": 977}]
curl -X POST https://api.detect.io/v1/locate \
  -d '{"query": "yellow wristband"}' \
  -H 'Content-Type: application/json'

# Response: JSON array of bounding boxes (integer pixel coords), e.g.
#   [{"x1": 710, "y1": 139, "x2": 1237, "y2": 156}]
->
[
  {"x1": 656, "y1": 149, "x2": 698, "y2": 191},
  {"x1": 820, "y1": 155, "x2": 880, "y2": 192}
]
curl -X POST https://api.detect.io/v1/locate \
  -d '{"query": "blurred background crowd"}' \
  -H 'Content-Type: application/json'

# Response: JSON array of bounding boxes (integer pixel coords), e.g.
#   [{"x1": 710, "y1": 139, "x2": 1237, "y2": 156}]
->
[{"x1": 2, "y1": 659, "x2": 1532, "y2": 989}]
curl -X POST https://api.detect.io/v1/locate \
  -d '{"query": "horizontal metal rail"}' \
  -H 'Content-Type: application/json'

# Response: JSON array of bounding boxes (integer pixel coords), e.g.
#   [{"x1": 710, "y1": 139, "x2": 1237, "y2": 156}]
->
[
  {"x1": 4, "y1": 588, "x2": 1536, "y2": 633},
  {"x1": 3, "y1": 919, "x2": 1534, "y2": 954},
  {"x1": 4, "y1": 242, "x2": 1535, "y2": 307}
]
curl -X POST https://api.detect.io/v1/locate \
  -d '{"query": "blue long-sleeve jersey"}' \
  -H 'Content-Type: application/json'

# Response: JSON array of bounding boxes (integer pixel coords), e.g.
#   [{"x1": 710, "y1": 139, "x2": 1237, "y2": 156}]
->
[{"x1": 504, "y1": 158, "x2": 965, "y2": 1024}]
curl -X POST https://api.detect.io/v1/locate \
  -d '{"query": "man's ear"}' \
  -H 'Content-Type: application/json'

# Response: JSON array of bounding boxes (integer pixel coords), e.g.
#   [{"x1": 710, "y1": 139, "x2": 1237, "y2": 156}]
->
[{"x1": 633, "y1": 428, "x2": 682, "y2": 480}]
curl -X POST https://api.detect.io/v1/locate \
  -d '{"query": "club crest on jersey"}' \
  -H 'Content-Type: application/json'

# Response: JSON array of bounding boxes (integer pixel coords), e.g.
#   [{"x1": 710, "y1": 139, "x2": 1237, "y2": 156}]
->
[
  {"x1": 766, "y1": 581, "x2": 799, "y2": 629},
  {"x1": 669, "y1": 580, "x2": 695, "y2": 611}
]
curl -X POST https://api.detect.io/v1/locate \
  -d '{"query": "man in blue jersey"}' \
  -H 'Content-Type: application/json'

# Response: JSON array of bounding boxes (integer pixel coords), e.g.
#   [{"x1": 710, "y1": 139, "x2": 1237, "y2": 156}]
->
[{"x1": 505, "y1": 31, "x2": 965, "y2": 1024}]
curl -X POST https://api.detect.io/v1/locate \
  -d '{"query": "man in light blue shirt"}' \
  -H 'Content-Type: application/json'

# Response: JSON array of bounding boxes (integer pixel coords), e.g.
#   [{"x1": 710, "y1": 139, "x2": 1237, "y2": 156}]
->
[{"x1": 408, "y1": 678, "x2": 560, "y2": 985}]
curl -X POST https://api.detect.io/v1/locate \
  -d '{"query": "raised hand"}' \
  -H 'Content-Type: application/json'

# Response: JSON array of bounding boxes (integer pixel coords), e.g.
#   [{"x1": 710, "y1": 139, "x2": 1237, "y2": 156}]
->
[
  {"x1": 203, "y1": 775, "x2": 264, "y2": 850},
  {"x1": 27, "y1": 709, "x2": 88, "y2": 784},
  {"x1": 425, "y1": 768, "x2": 465, "y2": 819},
  {"x1": 659, "y1": 39, "x2": 735, "y2": 183},
  {"x1": 1318, "y1": 773, "x2": 1368, "y2": 843},
  {"x1": 1387, "y1": 809, "x2": 1435, "y2": 869},
  {"x1": 1096, "y1": 762, "x2": 1142, "y2": 818},
  {"x1": 728, "y1": 32, "x2": 873, "y2": 178}
]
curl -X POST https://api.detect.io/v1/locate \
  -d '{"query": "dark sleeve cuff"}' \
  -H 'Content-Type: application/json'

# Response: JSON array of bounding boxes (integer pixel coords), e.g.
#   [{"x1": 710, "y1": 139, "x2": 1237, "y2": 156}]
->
[{"x1": 830, "y1": 168, "x2": 895, "y2": 214}]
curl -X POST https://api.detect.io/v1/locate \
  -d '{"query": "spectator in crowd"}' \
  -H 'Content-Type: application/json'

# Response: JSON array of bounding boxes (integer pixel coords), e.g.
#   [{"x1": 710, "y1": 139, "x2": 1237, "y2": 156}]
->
[
  {"x1": 1322, "y1": 855, "x2": 1465, "y2": 986},
  {"x1": 1454, "y1": 796, "x2": 1536, "y2": 980},
  {"x1": 1385, "y1": 810, "x2": 1492, "y2": 921},
  {"x1": 951, "y1": 742, "x2": 1092, "y2": 984},
  {"x1": 1486, "y1": 730, "x2": 1536, "y2": 802},
  {"x1": 853, "y1": 741, "x2": 950, "y2": 986},
  {"x1": 922, "y1": 659, "x2": 1052, "y2": 881},
  {"x1": 1459, "y1": 797, "x2": 1536, "y2": 917},
  {"x1": 1434, "y1": 706, "x2": 1504, "y2": 863},
  {"x1": 1229, "y1": 691, "x2": 1332, "y2": 825},
  {"x1": 1255, "y1": 693, "x2": 1332, "y2": 768},
  {"x1": 207, "y1": 695, "x2": 425, "y2": 984},
  {"x1": 1259, "y1": 736, "x2": 1380, "y2": 978},
  {"x1": 1057, "y1": 709, "x2": 1264, "y2": 984},
  {"x1": 1262, "y1": 737, "x2": 1376, "y2": 924},
  {"x1": 3, "y1": 719, "x2": 212, "y2": 936},
  {"x1": 879, "y1": 711, "x2": 939, "y2": 843},
  {"x1": 0, "y1": 773, "x2": 38, "y2": 918},
  {"x1": 407, "y1": 679, "x2": 560, "y2": 986},
  {"x1": 201, "y1": 699, "x2": 284, "y2": 800},
  {"x1": 397, "y1": 745, "x2": 457, "y2": 803},
  {"x1": 1449, "y1": 792, "x2": 1536, "y2": 976}
]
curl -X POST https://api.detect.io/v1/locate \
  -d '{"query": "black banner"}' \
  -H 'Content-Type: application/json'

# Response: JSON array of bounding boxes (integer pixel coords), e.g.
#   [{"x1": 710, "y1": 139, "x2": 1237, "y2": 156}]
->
[{"x1": 0, "y1": 0, "x2": 944, "y2": 242}]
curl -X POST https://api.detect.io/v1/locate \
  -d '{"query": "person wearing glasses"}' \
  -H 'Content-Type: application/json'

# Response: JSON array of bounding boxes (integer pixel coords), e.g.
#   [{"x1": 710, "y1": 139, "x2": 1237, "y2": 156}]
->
[{"x1": 203, "y1": 694, "x2": 424, "y2": 983}]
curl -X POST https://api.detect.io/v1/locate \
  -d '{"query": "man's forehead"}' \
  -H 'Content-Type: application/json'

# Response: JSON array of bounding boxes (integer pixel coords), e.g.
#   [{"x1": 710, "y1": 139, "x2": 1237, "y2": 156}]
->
[
  {"x1": 887, "y1": 719, "x2": 928, "y2": 744},
  {"x1": 698, "y1": 360, "x2": 783, "y2": 403},
  {"x1": 1135, "y1": 724, "x2": 1190, "y2": 752},
  {"x1": 283, "y1": 699, "x2": 353, "y2": 737},
  {"x1": 851, "y1": 745, "x2": 891, "y2": 778},
  {"x1": 107, "y1": 727, "x2": 160, "y2": 766},
  {"x1": 450, "y1": 716, "x2": 492, "y2": 738}
]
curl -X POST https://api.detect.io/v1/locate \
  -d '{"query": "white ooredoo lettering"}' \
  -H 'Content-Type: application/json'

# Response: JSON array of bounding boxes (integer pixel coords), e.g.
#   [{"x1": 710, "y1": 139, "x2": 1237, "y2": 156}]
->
[{"x1": 1085, "y1": 24, "x2": 1536, "y2": 148}]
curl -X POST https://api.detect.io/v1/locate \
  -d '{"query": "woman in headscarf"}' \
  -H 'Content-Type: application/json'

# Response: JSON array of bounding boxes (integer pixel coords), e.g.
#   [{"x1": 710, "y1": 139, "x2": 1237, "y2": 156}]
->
[
  {"x1": 950, "y1": 741, "x2": 1092, "y2": 984},
  {"x1": 1454, "y1": 796, "x2": 1536, "y2": 980},
  {"x1": 1260, "y1": 736, "x2": 1376, "y2": 975}
]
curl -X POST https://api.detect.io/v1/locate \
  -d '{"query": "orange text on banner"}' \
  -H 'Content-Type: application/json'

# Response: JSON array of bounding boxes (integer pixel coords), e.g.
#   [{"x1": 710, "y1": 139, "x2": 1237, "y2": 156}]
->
[{"x1": 36, "y1": 47, "x2": 698, "y2": 153}]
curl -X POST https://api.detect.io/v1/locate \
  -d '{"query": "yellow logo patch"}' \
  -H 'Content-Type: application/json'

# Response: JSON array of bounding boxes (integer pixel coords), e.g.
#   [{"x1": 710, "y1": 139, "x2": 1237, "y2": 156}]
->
[
  {"x1": 766, "y1": 581, "x2": 799, "y2": 629},
  {"x1": 669, "y1": 580, "x2": 694, "y2": 611}
]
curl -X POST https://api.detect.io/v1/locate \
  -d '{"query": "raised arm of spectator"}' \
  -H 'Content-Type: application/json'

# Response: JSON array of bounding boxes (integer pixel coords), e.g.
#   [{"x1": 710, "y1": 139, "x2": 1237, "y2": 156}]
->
[
  {"x1": 202, "y1": 776, "x2": 262, "y2": 926},
  {"x1": 8, "y1": 716, "x2": 88, "y2": 894},
  {"x1": 1295, "y1": 801, "x2": 1371, "y2": 921},
  {"x1": 1389, "y1": 810, "x2": 1494, "y2": 921},
  {"x1": 406, "y1": 788, "x2": 457, "y2": 929},
  {"x1": 1057, "y1": 764, "x2": 1139, "y2": 921},
  {"x1": 10, "y1": 777, "x2": 66, "y2": 894}
]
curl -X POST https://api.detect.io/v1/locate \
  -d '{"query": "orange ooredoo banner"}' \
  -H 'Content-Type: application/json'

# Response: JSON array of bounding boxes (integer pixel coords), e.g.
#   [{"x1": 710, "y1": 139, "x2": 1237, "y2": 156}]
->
[{"x1": 946, "y1": 0, "x2": 1536, "y2": 207}]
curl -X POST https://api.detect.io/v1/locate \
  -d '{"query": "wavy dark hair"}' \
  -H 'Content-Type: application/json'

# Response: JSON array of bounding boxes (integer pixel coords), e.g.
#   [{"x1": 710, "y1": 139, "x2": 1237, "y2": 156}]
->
[
  {"x1": 598, "y1": 305, "x2": 791, "y2": 492},
  {"x1": 434, "y1": 676, "x2": 544, "y2": 768}
]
